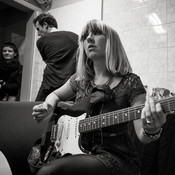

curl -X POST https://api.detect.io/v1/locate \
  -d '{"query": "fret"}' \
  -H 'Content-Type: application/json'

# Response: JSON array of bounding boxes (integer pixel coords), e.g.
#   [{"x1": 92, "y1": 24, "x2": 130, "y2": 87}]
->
[
  {"x1": 95, "y1": 116, "x2": 98, "y2": 129},
  {"x1": 99, "y1": 116, "x2": 102, "y2": 127},
  {"x1": 88, "y1": 118, "x2": 92, "y2": 131},
  {"x1": 87, "y1": 119, "x2": 91, "y2": 131},
  {"x1": 110, "y1": 112, "x2": 114, "y2": 126},
  {"x1": 112, "y1": 112, "x2": 115, "y2": 125},
  {"x1": 119, "y1": 113, "x2": 122, "y2": 123},
  {"x1": 114, "y1": 113, "x2": 119, "y2": 124},
  {"x1": 168, "y1": 99, "x2": 171, "y2": 113},
  {"x1": 124, "y1": 110, "x2": 129, "y2": 122},
  {"x1": 106, "y1": 113, "x2": 110, "y2": 127},
  {"x1": 135, "y1": 107, "x2": 142, "y2": 120},
  {"x1": 92, "y1": 117, "x2": 96, "y2": 130},
  {"x1": 128, "y1": 108, "x2": 130, "y2": 122},
  {"x1": 102, "y1": 115, "x2": 106, "y2": 127},
  {"x1": 121, "y1": 112, "x2": 125, "y2": 123},
  {"x1": 130, "y1": 108, "x2": 136, "y2": 121}
]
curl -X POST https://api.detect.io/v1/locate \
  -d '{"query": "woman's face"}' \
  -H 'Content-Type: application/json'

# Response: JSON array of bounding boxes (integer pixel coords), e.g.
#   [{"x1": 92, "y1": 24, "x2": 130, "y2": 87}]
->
[
  {"x1": 2, "y1": 46, "x2": 16, "y2": 60},
  {"x1": 83, "y1": 30, "x2": 107, "y2": 60}
]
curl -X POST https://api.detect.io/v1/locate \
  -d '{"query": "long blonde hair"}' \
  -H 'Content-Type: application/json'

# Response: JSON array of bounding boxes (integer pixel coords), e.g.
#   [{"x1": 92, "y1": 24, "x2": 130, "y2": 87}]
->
[{"x1": 76, "y1": 19, "x2": 132, "y2": 81}]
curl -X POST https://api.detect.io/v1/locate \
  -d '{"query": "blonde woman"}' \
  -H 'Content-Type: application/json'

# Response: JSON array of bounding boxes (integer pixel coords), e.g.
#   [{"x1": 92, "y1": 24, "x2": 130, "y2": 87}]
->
[{"x1": 32, "y1": 19, "x2": 166, "y2": 175}]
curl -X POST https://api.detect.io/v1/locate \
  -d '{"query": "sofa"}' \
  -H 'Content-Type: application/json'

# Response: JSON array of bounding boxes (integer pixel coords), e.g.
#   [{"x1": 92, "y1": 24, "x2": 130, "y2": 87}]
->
[{"x1": 0, "y1": 101, "x2": 47, "y2": 175}]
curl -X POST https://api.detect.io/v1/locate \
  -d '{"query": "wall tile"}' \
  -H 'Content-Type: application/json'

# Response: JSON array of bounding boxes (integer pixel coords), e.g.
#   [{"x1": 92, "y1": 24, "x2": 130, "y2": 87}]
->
[
  {"x1": 131, "y1": 28, "x2": 148, "y2": 51},
  {"x1": 119, "y1": 31, "x2": 131, "y2": 52},
  {"x1": 115, "y1": 10, "x2": 132, "y2": 31},
  {"x1": 132, "y1": 6, "x2": 149, "y2": 29},
  {"x1": 149, "y1": 0, "x2": 166, "y2": 7},
  {"x1": 167, "y1": 72, "x2": 175, "y2": 93},
  {"x1": 139, "y1": 73, "x2": 149, "y2": 87},
  {"x1": 167, "y1": 0, "x2": 175, "y2": 23},
  {"x1": 148, "y1": 72, "x2": 168, "y2": 89},
  {"x1": 103, "y1": 0, "x2": 118, "y2": 14},
  {"x1": 132, "y1": 0, "x2": 148, "y2": 9},
  {"x1": 167, "y1": 23, "x2": 175, "y2": 47},
  {"x1": 130, "y1": 51, "x2": 148, "y2": 74},
  {"x1": 149, "y1": 48, "x2": 167, "y2": 73},
  {"x1": 149, "y1": 24, "x2": 167, "y2": 49},
  {"x1": 168, "y1": 47, "x2": 175, "y2": 72},
  {"x1": 148, "y1": 0, "x2": 166, "y2": 26},
  {"x1": 103, "y1": 11, "x2": 118, "y2": 30},
  {"x1": 117, "y1": 0, "x2": 132, "y2": 12}
]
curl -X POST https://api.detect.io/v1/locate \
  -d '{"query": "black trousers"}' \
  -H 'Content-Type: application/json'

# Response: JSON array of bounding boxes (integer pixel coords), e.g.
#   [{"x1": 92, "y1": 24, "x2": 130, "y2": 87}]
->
[{"x1": 36, "y1": 154, "x2": 111, "y2": 175}]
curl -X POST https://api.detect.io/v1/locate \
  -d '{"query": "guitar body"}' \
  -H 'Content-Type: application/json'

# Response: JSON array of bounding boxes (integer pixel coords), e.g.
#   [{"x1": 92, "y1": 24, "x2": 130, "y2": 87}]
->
[{"x1": 54, "y1": 113, "x2": 87, "y2": 156}]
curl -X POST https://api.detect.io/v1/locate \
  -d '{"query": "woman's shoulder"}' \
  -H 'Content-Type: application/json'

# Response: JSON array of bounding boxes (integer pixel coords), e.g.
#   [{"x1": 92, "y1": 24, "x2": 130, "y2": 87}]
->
[
  {"x1": 124, "y1": 72, "x2": 140, "y2": 79},
  {"x1": 70, "y1": 73, "x2": 89, "y2": 86},
  {"x1": 120, "y1": 73, "x2": 144, "y2": 89}
]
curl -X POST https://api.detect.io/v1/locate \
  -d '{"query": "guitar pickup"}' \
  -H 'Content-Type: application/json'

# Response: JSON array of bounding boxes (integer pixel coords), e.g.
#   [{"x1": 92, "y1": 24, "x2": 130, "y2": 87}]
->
[{"x1": 50, "y1": 124, "x2": 58, "y2": 143}]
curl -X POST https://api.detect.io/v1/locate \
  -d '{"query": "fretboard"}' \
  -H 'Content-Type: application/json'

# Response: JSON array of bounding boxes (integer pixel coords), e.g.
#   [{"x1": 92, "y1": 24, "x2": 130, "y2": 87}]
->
[{"x1": 79, "y1": 96, "x2": 175, "y2": 133}]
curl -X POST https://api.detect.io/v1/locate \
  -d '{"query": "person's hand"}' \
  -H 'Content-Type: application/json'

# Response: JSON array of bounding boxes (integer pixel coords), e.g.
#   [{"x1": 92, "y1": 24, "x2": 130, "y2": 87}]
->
[
  {"x1": 32, "y1": 102, "x2": 53, "y2": 123},
  {"x1": 141, "y1": 97, "x2": 166, "y2": 134}
]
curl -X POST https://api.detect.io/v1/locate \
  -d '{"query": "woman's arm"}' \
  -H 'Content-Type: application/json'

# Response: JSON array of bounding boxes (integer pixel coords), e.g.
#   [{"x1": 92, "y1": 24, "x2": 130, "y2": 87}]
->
[
  {"x1": 32, "y1": 79, "x2": 76, "y2": 123},
  {"x1": 132, "y1": 94, "x2": 166, "y2": 143}
]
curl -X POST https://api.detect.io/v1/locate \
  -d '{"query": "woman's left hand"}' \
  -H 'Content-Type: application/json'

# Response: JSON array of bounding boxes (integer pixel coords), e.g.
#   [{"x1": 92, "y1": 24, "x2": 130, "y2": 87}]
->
[{"x1": 141, "y1": 97, "x2": 166, "y2": 134}]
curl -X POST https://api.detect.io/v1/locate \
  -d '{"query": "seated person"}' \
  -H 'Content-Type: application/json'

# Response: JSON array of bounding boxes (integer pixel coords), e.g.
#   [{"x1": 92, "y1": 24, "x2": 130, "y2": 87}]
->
[{"x1": 0, "y1": 42, "x2": 23, "y2": 101}]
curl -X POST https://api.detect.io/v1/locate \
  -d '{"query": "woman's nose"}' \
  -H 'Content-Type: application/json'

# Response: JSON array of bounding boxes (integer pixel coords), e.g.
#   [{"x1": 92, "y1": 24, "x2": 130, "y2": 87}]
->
[{"x1": 87, "y1": 33, "x2": 94, "y2": 42}]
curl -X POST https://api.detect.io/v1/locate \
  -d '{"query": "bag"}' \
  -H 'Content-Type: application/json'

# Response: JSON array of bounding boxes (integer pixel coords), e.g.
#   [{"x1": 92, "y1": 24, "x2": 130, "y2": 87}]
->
[{"x1": 27, "y1": 138, "x2": 62, "y2": 174}]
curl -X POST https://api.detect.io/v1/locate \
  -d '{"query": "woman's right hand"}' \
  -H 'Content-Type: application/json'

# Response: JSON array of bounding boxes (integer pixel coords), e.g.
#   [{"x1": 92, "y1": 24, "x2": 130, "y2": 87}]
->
[{"x1": 32, "y1": 102, "x2": 53, "y2": 123}]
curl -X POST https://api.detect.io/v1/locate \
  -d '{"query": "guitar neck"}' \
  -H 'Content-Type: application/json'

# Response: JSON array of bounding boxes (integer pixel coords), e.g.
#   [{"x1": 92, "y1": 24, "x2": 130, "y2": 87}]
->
[{"x1": 79, "y1": 96, "x2": 175, "y2": 133}]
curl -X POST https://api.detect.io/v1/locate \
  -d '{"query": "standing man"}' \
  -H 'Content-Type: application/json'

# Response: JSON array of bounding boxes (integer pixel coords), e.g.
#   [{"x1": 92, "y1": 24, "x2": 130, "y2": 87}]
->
[{"x1": 33, "y1": 13, "x2": 78, "y2": 101}]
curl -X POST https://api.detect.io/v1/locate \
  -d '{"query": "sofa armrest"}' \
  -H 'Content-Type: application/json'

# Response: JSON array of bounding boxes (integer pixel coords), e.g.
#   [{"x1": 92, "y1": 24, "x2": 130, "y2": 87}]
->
[{"x1": 0, "y1": 101, "x2": 47, "y2": 175}]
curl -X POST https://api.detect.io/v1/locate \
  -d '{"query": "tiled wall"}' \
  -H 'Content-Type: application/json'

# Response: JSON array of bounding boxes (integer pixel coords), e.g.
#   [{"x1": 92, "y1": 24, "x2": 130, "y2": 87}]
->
[{"x1": 103, "y1": 0, "x2": 175, "y2": 93}]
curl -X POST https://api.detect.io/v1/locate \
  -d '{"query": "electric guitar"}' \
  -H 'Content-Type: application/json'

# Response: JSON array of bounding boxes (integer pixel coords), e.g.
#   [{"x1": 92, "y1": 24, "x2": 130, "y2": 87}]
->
[{"x1": 50, "y1": 96, "x2": 175, "y2": 156}]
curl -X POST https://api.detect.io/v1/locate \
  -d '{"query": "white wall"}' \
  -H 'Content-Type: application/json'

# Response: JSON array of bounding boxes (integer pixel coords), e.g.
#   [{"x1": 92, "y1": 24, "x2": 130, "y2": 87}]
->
[{"x1": 50, "y1": 0, "x2": 102, "y2": 35}]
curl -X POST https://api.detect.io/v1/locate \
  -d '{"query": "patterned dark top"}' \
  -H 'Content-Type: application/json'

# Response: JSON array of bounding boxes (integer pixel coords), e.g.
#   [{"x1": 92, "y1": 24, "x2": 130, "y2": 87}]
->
[{"x1": 70, "y1": 73, "x2": 146, "y2": 175}]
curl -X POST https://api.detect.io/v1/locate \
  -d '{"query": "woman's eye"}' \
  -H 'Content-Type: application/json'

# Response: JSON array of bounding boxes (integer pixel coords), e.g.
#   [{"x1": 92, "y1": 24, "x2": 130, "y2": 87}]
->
[{"x1": 93, "y1": 31, "x2": 102, "y2": 35}]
